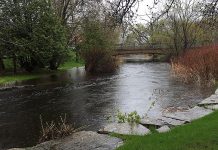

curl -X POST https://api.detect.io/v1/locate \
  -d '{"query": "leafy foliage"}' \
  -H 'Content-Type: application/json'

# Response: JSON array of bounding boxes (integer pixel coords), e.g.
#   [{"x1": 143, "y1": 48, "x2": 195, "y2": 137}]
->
[
  {"x1": 80, "y1": 20, "x2": 119, "y2": 73},
  {"x1": 0, "y1": 0, "x2": 68, "y2": 72},
  {"x1": 116, "y1": 111, "x2": 141, "y2": 124}
]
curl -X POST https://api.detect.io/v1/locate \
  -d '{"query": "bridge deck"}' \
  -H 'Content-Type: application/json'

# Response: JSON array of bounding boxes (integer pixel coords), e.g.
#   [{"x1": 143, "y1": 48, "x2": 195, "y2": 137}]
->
[{"x1": 115, "y1": 48, "x2": 169, "y2": 55}]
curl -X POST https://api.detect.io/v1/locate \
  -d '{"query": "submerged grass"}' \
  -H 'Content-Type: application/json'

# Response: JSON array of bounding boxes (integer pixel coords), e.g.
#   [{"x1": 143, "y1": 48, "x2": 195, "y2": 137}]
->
[
  {"x1": 115, "y1": 110, "x2": 218, "y2": 150},
  {"x1": 0, "y1": 53, "x2": 84, "y2": 85},
  {"x1": 0, "y1": 73, "x2": 44, "y2": 85}
]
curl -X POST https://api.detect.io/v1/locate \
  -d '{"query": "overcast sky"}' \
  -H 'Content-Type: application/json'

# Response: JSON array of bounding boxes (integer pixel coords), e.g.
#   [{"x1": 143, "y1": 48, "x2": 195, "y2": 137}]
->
[
  {"x1": 133, "y1": 0, "x2": 166, "y2": 24},
  {"x1": 134, "y1": 0, "x2": 205, "y2": 24}
]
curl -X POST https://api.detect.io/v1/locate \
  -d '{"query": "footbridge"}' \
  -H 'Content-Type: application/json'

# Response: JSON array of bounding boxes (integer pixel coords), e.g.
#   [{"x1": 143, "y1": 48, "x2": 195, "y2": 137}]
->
[{"x1": 114, "y1": 44, "x2": 170, "y2": 56}]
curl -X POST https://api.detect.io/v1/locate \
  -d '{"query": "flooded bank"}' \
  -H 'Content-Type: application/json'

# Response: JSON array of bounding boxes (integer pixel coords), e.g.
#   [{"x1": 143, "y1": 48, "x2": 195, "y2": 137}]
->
[{"x1": 0, "y1": 63, "x2": 215, "y2": 149}]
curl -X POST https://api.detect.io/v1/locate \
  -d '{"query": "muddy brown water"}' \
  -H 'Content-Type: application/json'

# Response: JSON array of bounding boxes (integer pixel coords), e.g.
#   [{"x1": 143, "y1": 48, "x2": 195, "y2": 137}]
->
[{"x1": 0, "y1": 63, "x2": 215, "y2": 149}]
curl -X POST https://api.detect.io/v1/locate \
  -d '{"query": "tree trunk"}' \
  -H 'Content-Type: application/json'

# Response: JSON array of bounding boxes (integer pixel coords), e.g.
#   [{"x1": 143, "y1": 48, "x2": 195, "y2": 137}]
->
[
  {"x1": 182, "y1": 25, "x2": 188, "y2": 52},
  {"x1": 183, "y1": 33, "x2": 188, "y2": 51},
  {"x1": 49, "y1": 57, "x2": 58, "y2": 70},
  {"x1": 0, "y1": 57, "x2": 5, "y2": 74},
  {"x1": 75, "y1": 51, "x2": 79, "y2": 62},
  {"x1": 13, "y1": 54, "x2": 17, "y2": 74}
]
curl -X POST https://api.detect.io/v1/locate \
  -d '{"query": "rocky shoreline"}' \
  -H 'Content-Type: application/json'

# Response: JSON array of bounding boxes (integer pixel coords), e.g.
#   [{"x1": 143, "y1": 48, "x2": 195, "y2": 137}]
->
[{"x1": 9, "y1": 89, "x2": 218, "y2": 150}]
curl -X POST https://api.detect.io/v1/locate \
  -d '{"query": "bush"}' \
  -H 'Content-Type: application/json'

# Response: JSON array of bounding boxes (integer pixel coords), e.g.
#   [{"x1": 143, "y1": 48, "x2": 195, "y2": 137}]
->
[
  {"x1": 80, "y1": 20, "x2": 119, "y2": 73},
  {"x1": 116, "y1": 111, "x2": 141, "y2": 124},
  {"x1": 83, "y1": 49, "x2": 117, "y2": 73},
  {"x1": 171, "y1": 44, "x2": 218, "y2": 85},
  {"x1": 0, "y1": 0, "x2": 68, "y2": 73}
]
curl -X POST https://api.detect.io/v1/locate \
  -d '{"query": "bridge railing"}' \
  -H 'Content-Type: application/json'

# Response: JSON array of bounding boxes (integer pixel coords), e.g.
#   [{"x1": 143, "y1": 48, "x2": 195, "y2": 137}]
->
[{"x1": 115, "y1": 43, "x2": 168, "y2": 50}]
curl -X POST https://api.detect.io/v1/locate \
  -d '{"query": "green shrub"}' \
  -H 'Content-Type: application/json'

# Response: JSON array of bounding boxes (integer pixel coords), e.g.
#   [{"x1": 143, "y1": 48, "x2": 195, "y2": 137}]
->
[
  {"x1": 116, "y1": 111, "x2": 141, "y2": 124},
  {"x1": 80, "y1": 20, "x2": 119, "y2": 73}
]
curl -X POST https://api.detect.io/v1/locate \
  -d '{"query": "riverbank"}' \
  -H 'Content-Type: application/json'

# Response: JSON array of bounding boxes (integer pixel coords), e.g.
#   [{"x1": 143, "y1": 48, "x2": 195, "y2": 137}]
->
[
  {"x1": 10, "y1": 110, "x2": 218, "y2": 150},
  {"x1": 171, "y1": 45, "x2": 218, "y2": 85},
  {"x1": 0, "y1": 60, "x2": 84, "y2": 85},
  {"x1": 8, "y1": 88, "x2": 218, "y2": 150},
  {"x1": 1, "y1": 63, "x2": 215, "y2": 149},
  {"x1": 115, "y1": 89, "x2": 218, "y2": 150},
  {"x1": 115, "y1": 110, "x2": 218, "y2": 150}
]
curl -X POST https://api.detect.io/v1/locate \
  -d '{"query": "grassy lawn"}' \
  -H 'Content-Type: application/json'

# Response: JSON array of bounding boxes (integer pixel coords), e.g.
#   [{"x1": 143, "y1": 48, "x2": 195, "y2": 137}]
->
[
  {"x1": 0, "y1": 52, "x2": 84, "y2": 85},
  {"x1": 115, "y1": 110, "x2": 218, "y2": 150}
]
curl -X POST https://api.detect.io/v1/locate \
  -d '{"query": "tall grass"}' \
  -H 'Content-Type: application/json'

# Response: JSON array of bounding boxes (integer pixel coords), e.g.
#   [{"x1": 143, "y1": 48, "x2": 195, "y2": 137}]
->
[
  {"x1": 39, "y1": 115, "x2": 85, "y2": 143},
  {"x1": 171, "y1": 44, "x2": 218, "y2": 85}
]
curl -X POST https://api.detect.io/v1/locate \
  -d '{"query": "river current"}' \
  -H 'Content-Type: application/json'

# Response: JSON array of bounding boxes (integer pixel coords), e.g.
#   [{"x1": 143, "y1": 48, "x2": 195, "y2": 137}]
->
[{"x1": 0, "y1": 63, "x2": 214, "y2": 149}]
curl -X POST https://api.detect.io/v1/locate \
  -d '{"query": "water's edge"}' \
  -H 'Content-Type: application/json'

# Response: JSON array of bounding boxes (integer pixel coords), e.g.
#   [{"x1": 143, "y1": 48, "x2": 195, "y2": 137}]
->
[
  {"x1": 8, "y1": 88, "x2": 218, "y2": 150},
  {"x1": 0, "y1": 63, "x2": 214, "y2": 149}
]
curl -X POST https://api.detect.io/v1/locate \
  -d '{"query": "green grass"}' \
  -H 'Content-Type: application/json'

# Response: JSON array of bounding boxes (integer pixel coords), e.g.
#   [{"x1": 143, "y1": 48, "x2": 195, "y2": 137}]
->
[
  {"x1": 0, "y1": 69, "x2": 62, "y2": 85},
  {"x1": 0, "y1": 73, "x2": 50, "y2": 85},
  {"x1": 115, "y1": 111, "x2": 218, "y2": 150},
  {"x1": 59, "y1": 51, "x2": 84, "y2": 70},
  {"x1": 59, "y1": 59, "x2": 84, "y2": 70},
  {"x1": 0, "y1": 52, "x2": 84, "y2": 85}
]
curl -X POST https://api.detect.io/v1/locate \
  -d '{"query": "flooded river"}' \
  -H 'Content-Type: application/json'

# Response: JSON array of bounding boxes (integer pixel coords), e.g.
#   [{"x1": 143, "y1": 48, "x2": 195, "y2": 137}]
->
[{"x1": 0, "y1": 63, "x2": 215, "y2": 149}]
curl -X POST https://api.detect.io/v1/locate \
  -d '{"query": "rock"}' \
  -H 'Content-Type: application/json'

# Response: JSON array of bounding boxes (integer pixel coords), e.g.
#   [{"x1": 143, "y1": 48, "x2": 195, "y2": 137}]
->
[
  {"x1": 156, "y1": 126, "x2": 171, "y2": 133},
  {"x1": 141, "y1": 115, "x2": 187, "y2": 127},
  {"x1": 215, "y1": 89, "x2": 218, "y2": 95},
  {"x1": 163, "y1": 107, "x2": 189, "y2": 113},
  {"x1": 158, "y1": 116, "x2": 187, "y2": 126},
  {"x1": 28, "y1": 141, "x2": 56, "y2": 150},
  {"x1": 11, "y1": 131, "x2": 123, "y2": 150},
  {"x1": 204, "y1": 104, "x2": 218, "y2": 110},
  {"x1": 99, "y1": 123, "x2": 150, "y2": 135},
  {"x1": 140, "y1": 117, "x2": 166, "y2": 127},
  {"x1": 198, "y1": 93, "x2": 218, "y2": 111},
  {"x1": 198, "y1": 94, "x2": 218, "y2": 106},
  {"x1": 163, "y1": 106, "x2": 213, "y2": 122},
  {"x1": 8, "y1": 148, "x2": 26, "y2": 150}
]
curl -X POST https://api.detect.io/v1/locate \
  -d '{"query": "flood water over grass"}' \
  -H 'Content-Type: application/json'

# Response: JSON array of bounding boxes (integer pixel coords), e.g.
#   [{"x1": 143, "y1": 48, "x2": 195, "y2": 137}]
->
[
  {"x1": 0, "y1": 63, "x2": 215, "y2": 149},
  {"x1": 0, "y1": 55, "x2": 84, "y2": 85}
]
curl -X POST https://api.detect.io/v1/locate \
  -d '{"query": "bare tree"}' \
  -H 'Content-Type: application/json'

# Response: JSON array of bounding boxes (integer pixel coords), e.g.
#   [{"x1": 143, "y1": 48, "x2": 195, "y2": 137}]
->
[
  {"x1": 120, "y1": 0, "x2": 176, "y2": 46},
  {"x1": 201, "y1": 0, "x2": 218, "y2": 42},
  {"x1": 166, "y1": 0, "x2": 205, "y2": 51},
  {"x1": 52, "y1": 0, "x2": 83, "y2": 25},
  {"x1": 107, "y1": 0, "x2": 138, "y2": 24}
]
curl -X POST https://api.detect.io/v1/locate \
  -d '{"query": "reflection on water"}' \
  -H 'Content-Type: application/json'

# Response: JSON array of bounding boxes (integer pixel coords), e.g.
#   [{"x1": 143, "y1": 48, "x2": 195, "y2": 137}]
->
[{"x1": 0, "y1": 63, "x2": 214, "y2": 149}]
